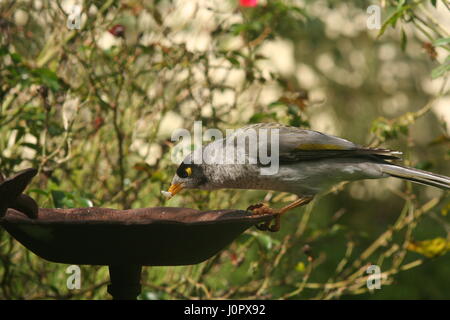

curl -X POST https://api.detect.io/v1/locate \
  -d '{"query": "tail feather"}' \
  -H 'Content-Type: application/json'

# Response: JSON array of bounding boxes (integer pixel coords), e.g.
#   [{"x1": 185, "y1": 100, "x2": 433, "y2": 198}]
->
[{"x1": 381, "y1": 164, "x2": 450, "y2": 190}]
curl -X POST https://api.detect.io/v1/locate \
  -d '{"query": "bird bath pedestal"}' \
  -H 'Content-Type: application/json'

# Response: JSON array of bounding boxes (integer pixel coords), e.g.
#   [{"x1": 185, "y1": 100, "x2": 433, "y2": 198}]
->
[{"x1": 0, "y1": 169, "x2": 274, "y2": 300}]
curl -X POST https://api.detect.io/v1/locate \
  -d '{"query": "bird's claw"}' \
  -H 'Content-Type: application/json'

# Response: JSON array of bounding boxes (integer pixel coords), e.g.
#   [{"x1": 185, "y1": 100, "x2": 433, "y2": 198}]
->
[
  {"x1": 256, "y1": 222, "x2": 269, "y2": 231},
  {"x1": 246, "y1": 203, "x2": 277, "y2": 216},
  {"x1": 247, "y1": 203, "x2": 280, "y2": 232},
  {"x1": 256, "y1": 221, "x2": 279, "y2": 232},
  {"x1": 246, "y1": 202, "x2": 264, "y2": 212}
]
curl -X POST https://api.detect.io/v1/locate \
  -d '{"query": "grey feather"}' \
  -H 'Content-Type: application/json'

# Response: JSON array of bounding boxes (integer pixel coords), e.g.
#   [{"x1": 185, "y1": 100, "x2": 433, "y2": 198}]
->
[{"x1": 237, "y1": 123, "x2": 401, "y2": 163}]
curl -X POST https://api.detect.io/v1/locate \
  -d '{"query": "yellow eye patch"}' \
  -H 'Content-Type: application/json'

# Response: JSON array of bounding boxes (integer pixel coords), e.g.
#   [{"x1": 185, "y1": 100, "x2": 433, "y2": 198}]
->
[{"x1": 185, "y1": 167, "x2": 192, "y2": 176}]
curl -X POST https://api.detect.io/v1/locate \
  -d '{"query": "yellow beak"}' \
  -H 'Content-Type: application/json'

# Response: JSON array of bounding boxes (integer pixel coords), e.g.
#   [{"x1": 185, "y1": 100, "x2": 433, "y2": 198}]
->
[{"x1": 164, "y1": 183, "x2": 185, "y2": 199}]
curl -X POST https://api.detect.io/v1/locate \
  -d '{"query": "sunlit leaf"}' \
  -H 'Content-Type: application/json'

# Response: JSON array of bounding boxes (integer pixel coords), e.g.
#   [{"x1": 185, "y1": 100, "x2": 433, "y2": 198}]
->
[
  {"x1": 407, "y1": 238, "x2": 450, "y2": 258},
  {"x1": 433, "y1": 37, "x2": 450, "y2": 47},
  {"x1": 295, "y1": 261, "x2": 306, "y2": 272},
  {"x1": 431, "y1": 60, "x2": 450, "y2": 79}
]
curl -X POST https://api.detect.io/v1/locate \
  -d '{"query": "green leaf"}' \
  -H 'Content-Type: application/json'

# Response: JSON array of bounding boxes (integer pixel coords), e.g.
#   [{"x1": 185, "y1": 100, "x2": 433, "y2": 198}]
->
[
  {"x1": 290, "y1": 6, "x2": 309, "y2": 19},
  {"x1": 397, "y1": 0, "x2": 406, "y2": 10},
  {"x1": 431, "y1": 61, "x2": 450, "y2": 79},
  {"x1": 229, "y1": 23, "x2": 248, "y2": 35},
  {"x1": 268, "y1": 101, "x2": 287, "y2": 108},
  {"x1": 49, "y1": 187, "x2": 94, "y2": 208},
  {"x1": 13, "y1": 126, "x2": 26, "y2": 143},
  {"x1": 433, "y1": 37, "x2": 450, "y2": 47},
  {"x1": 407, "y1": 237, "x2": 450, "y2": 258},
  {"x1": 78, "y1": 197, "x2": 94, "y2": 207},
  {"x1": 377, "y1": 4, "x2": 411, "y2": 39},
  {"x1": 33, "y1": 68, "x2": 61, "y2": 91},
  {"x1": 51, "y1": 190, "x2": 74, "y2": 208},
  {"x1": 10, "y1": 53, "x2": 22, "y2": 64},
  {"x1": 249, "y1": 112, "x2": 277, "y2": 123},
  {"x1": 0, "y1": 46, "x2": 9, "y2": 56},
  {"x1": 29, "y1": 188, "x2": 50, "y2": 197},
  {"x1": 401, "y1": 28, "x2": 407, "y2": 51},
  {"x1": 226, "y1": 56, "x2": 240, "y2": 67}
]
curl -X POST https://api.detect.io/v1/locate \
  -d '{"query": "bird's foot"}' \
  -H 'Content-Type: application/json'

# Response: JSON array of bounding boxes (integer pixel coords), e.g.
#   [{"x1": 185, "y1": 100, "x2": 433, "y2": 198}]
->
[
  {"x1": 246, "y1": 203, "x2": 277, "y2": 215},
  {"x1": 247, "y1": 196, "x2": 314, "y2": 233},
  {"x1": 246, "y1": 203, "x2": 280, "y2": 232}
]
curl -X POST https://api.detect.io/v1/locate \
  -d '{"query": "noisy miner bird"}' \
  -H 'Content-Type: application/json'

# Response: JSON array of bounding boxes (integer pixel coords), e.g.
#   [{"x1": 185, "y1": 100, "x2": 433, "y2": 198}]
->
[{"x1": 163, "y1": 123, "x2": 450, "y2": 232}]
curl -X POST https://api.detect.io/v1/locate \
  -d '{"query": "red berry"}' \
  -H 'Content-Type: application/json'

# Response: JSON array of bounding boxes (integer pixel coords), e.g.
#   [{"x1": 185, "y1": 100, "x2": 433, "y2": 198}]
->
[{"x1": 108, "y1": 24, "x2": 125, "y2": 38}]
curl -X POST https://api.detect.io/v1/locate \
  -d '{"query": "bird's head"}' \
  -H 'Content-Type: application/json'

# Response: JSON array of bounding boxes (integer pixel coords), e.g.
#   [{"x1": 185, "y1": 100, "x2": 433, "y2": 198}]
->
[{"x1": 162, "y1": 161, "x2": 209, "y2": 199}]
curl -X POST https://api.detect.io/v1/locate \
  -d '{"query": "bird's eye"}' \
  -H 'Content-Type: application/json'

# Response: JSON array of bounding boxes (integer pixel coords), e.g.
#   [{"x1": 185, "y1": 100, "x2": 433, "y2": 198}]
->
[{"x1": 177, "y1": 165, "x2": 192, "y2": 178}]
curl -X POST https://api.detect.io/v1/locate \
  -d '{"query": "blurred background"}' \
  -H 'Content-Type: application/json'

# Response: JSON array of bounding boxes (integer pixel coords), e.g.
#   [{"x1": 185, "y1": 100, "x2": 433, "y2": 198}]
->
[{"x1": 0, "y1": 0, "x2": 449, "y2": 299}]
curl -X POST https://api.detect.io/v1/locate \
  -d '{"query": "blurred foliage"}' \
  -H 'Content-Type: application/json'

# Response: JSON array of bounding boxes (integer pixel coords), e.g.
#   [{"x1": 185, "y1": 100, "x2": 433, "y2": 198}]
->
[
  {"x1": 0, "y1": 0, "x2": 449, "y2": 299},
  {"x1": 407, "y1": 237, "x2": 450, "y2": 258}
]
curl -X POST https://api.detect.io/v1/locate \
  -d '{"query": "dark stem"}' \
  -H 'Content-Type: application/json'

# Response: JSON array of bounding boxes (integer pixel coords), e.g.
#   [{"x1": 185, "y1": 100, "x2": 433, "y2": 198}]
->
[{"x1": 107, "y1": 264, "x2": 142, "y2": 300}]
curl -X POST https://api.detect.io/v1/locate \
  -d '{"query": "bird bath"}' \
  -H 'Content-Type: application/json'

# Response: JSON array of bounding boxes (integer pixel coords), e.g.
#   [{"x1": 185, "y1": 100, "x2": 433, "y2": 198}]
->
[{"x1": 0, "y1": 169, "x2": 275, "y2": 299}]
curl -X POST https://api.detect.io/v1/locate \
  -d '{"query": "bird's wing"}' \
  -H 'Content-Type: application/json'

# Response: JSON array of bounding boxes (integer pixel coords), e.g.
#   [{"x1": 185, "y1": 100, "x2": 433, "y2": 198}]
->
[{"x1": 238, "y1": 123, "x2": 402, "y2": 163}]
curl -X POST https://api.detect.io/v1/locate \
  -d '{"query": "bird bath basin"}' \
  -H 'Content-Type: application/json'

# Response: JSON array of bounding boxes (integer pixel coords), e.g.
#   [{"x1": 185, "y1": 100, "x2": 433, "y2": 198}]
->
[{"x1": 0, "y1": 169, "x2": 275, "y2": 299}]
